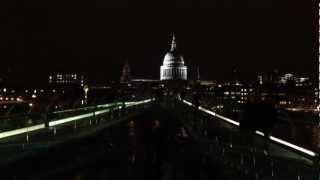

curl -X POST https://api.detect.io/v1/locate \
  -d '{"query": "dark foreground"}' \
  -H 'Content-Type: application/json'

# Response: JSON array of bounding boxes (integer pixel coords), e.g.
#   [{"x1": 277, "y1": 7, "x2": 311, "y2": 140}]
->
[{"x1": 1, "y1": 108, "x2": 225, "y2": 180}]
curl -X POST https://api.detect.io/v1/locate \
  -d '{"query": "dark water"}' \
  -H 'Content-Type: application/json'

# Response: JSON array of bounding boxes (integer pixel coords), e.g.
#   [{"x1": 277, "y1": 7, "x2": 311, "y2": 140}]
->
[
  {"x1": 228, "y1": 108, "x2": 320, "y2": 153},
  {"x1": 275, "y1": 112, "x2": 320, "y2": 152}
]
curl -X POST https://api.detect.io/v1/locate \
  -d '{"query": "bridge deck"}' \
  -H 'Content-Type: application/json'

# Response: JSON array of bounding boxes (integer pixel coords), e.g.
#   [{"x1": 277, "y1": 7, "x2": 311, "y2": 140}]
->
[{"x1": 0, "y1": 98, "x2": 317, "y2": 179}]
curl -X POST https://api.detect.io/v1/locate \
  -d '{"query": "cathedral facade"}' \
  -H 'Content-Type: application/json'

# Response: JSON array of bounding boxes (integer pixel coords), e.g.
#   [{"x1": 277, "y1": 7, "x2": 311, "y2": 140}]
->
[{"x1": 160, "y1": 35, "x2": 187, "y2": 81}]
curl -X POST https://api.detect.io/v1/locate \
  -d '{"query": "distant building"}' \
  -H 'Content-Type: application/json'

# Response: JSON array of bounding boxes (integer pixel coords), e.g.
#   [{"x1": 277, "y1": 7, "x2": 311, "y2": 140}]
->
[
  {"x1": 120, "y1": 60, "x2": 131, "y2": 83},
  {"x1": 257, "y1": 74, "x2": 264, "y2": 85},
  {"x1": 49, "y1": 73, "x2": 85, "y2": 87},
  {"x1": 279, "y1": 73, "x2": 294, "y2": 84},
  {"x1": 160, "y1": 34, "x2": 187, "y2": 81},
  {"x1": 294, "y1": 77, "x2": 310, "y2": 87}
]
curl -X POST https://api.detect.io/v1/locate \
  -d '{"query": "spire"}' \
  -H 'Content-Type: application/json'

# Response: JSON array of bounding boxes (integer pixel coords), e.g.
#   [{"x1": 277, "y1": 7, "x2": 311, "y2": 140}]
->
[
  {"x1": 170, "y1": 33, "x2": 177, "y2": 51},
  {"x1": 197, "y1": 66, "x2": 200, "y2": 81},
  {"x1": 120, "y1": 59, "x2": 131, "y2": 83}
]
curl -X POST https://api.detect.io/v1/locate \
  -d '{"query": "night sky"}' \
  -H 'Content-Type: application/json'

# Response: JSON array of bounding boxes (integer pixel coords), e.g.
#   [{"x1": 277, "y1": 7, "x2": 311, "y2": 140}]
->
[{"x1": 0, "y1": 0, "x2": 317, "y2": 86}]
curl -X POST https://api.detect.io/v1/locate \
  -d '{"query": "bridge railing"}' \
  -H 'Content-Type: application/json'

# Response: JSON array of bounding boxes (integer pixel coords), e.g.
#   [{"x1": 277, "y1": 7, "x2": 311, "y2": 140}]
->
[
  {"x1": 174, "y1": 98, "x2": 319, "y2": 179},
  {"x1": 0, "y1": 99, "x2": 155, "y2": 142},
  {"x1": 200, "y1": 139, "x2": 319, "y2": 180}
]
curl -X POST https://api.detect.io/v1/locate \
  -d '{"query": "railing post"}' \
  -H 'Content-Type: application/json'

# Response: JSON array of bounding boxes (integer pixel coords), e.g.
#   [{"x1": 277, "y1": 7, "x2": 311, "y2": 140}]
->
[
  {"x1": 25, "y1": 115, "x2": 30, "y2": 143},
  {"x1": 118, "y1": 106, "x2": 121, "y2": 117},
  {"x1": 241, "y1": 154, "x2": 244, "y2": 165},
  {"x1": 93, "y1": 104, "x2": 98, "y2": 124},
  {"x1": 26, "y1": 132, "x2": 29, "y2": 142},
  {"x1": 222, "y1": 147, "x2": 225, "y2": 156},
  {"x1": 53, "y1": 126, "x2": 57, "y2": 136},
  {"x1": 73, "y1": 119, "x2": 77, "y2": 129},
  {"x1": 110, "y1": 107, "x2": 113, "y2": 120},
  {"x1": 270, "y1": 160, "x2": 274, "y2": 178}
]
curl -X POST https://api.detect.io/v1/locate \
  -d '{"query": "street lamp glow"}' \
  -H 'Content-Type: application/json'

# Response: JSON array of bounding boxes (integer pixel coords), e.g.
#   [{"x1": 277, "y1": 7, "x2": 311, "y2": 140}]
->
[
  {"x1": 83, "y1": 85, "x2": 89, "y2": 104},
  {"x1": 16, "y1": 97, "x2": 23, "y2": 102}
]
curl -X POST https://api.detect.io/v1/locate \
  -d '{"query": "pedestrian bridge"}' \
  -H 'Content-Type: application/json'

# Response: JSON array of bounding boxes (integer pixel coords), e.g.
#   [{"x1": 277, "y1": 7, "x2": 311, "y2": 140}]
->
[
  {"x1": 0, "y1": 97, "x2": 318, "y2": 179},
  {"x1": 175, "y1": 98, "x2": 319, "y2": 180}
]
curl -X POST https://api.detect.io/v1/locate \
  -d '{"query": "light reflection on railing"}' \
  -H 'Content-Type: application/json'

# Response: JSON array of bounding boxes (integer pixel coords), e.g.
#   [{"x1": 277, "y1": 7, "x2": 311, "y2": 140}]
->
[
  {"x1": 181, "y1": 99, "x2": 318, "y2": 158},
  {"x1": 174, "y1": 98, "x2": 319, "y2": 179},
  {"x1": 0, "y1": 98, "x2": 154, "y2": 140}
]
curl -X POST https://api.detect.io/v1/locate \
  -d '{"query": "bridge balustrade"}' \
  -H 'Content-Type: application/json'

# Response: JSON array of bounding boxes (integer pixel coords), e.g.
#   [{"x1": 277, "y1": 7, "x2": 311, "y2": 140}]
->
[
  {"x1": 0, "y1": 99, "x2": 154, "y2": 156},
  {"x1": 172, "y1": 98, "x2": 319, "y2": 180}
]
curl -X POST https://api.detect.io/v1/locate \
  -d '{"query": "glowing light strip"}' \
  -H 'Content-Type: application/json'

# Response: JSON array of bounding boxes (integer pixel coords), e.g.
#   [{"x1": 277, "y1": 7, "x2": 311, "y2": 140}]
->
[
  {"x1": 181, "y1": 99, "x2": 317, "y2": 157},
  {"x1": 269, "y1": 136, "x2": 316, "y2": 157},
  {"x1": 213, "y1": 112, "x2": 240, "y2": 126},
  {"x1": 125, "y1": 99, "x2": 154, "y2": 106},
  {"x1": 53, "y1": 107, "x2": 93, "y2": 114},
  {"x1": 255, "y1": 130, "x2": 265, "y2": 136},
  {"x1": 97, "y1": 102, "x2": 121, "y2": 108},
  {"x1": 54, "y1": 102, "x2": 121, "y2": 114},
  {"x1": 49, "y1": 99, "x2": 153, "y2": 127},
  {"x1": 0, "y1": 124, "x2": 45, "y2": 139},
  {"x1": 183, "y1": 100, "x2": 240, "y2": 126},
  {"x1": 255, "y1": 130, "x2": 316, "y2": 156},
  {"x1": 182, "y1": 99, "x2": 193, "y2": 106},
  {"x1": 49, "y1": 113, "x2": 93, "y2": 126},
  {"x1": 95, "y1": 109, "x2": 110, "y2": 115},
  {"x1": 0, "y1": 99, "x2": 152, "y2": 139}
]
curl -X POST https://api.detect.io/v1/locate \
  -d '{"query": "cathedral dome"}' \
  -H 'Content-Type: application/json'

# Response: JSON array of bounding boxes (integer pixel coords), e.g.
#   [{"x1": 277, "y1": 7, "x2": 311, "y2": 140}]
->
[
  {"x1": 160, "y1": 34, "x2": 188, "y2": 81},
  {"x1": 162, "y1": 34, "x2": 185, "y2": 66},
  {"x1": 163, "y1": 51, "x2": 184, "y2": 66}
]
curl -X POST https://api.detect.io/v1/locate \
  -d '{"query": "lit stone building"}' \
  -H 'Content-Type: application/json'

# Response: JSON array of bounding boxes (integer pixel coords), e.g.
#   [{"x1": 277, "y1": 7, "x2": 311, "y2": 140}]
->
[{"x1": 160, "y1": 34, "x2": 187, "y2": 81}]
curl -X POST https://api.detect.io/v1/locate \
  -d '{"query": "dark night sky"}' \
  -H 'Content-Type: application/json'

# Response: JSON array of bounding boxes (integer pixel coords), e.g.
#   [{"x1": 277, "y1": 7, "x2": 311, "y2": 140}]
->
[{"x1": 0, "y1": 0, "x2": 317, "y2": 86}]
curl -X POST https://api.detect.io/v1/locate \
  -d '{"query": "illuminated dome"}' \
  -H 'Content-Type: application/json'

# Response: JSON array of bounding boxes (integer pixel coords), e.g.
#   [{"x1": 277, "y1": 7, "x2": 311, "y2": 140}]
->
[
  {"x1": 163, "y1": 50, "x2": 185, "y2": 66},
  {"x1": 160, "y1": 34, "x2": 187, "y2": 80}
]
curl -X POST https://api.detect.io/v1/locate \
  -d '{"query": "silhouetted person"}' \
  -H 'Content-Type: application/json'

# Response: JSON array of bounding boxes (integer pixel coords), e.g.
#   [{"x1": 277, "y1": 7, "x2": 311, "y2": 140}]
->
[
  {"x1": 192, "y1": 91, "x2": 201, "y2": 108},
  {"x1": 192, "y1": 91, "x2": 201, "y2": 129},
  {"x1": 259, "y1": 96, "x2": 278, "y2": 153},
  {"x1": 180, "y1": 90, "x2": 186, "y2": 100},
  {"x1": 240, "y1": 95, "x2": 259, "y2": 149},
  {"x1": 155, "y1": 88, "x2": 164, "y2": 102},
  {"x1": 240, "y1": 95, "x2": 278, "y2": 153}
]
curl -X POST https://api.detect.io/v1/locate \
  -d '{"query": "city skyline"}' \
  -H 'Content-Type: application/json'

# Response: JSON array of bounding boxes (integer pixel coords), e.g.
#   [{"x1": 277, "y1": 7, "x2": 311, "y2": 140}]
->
[
  {"x1": 0, "y1": 2, "x2": 318, "y2": 179},
  {"x1": 0, "y1": 3, "x2": 317, "y2": 85}
]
